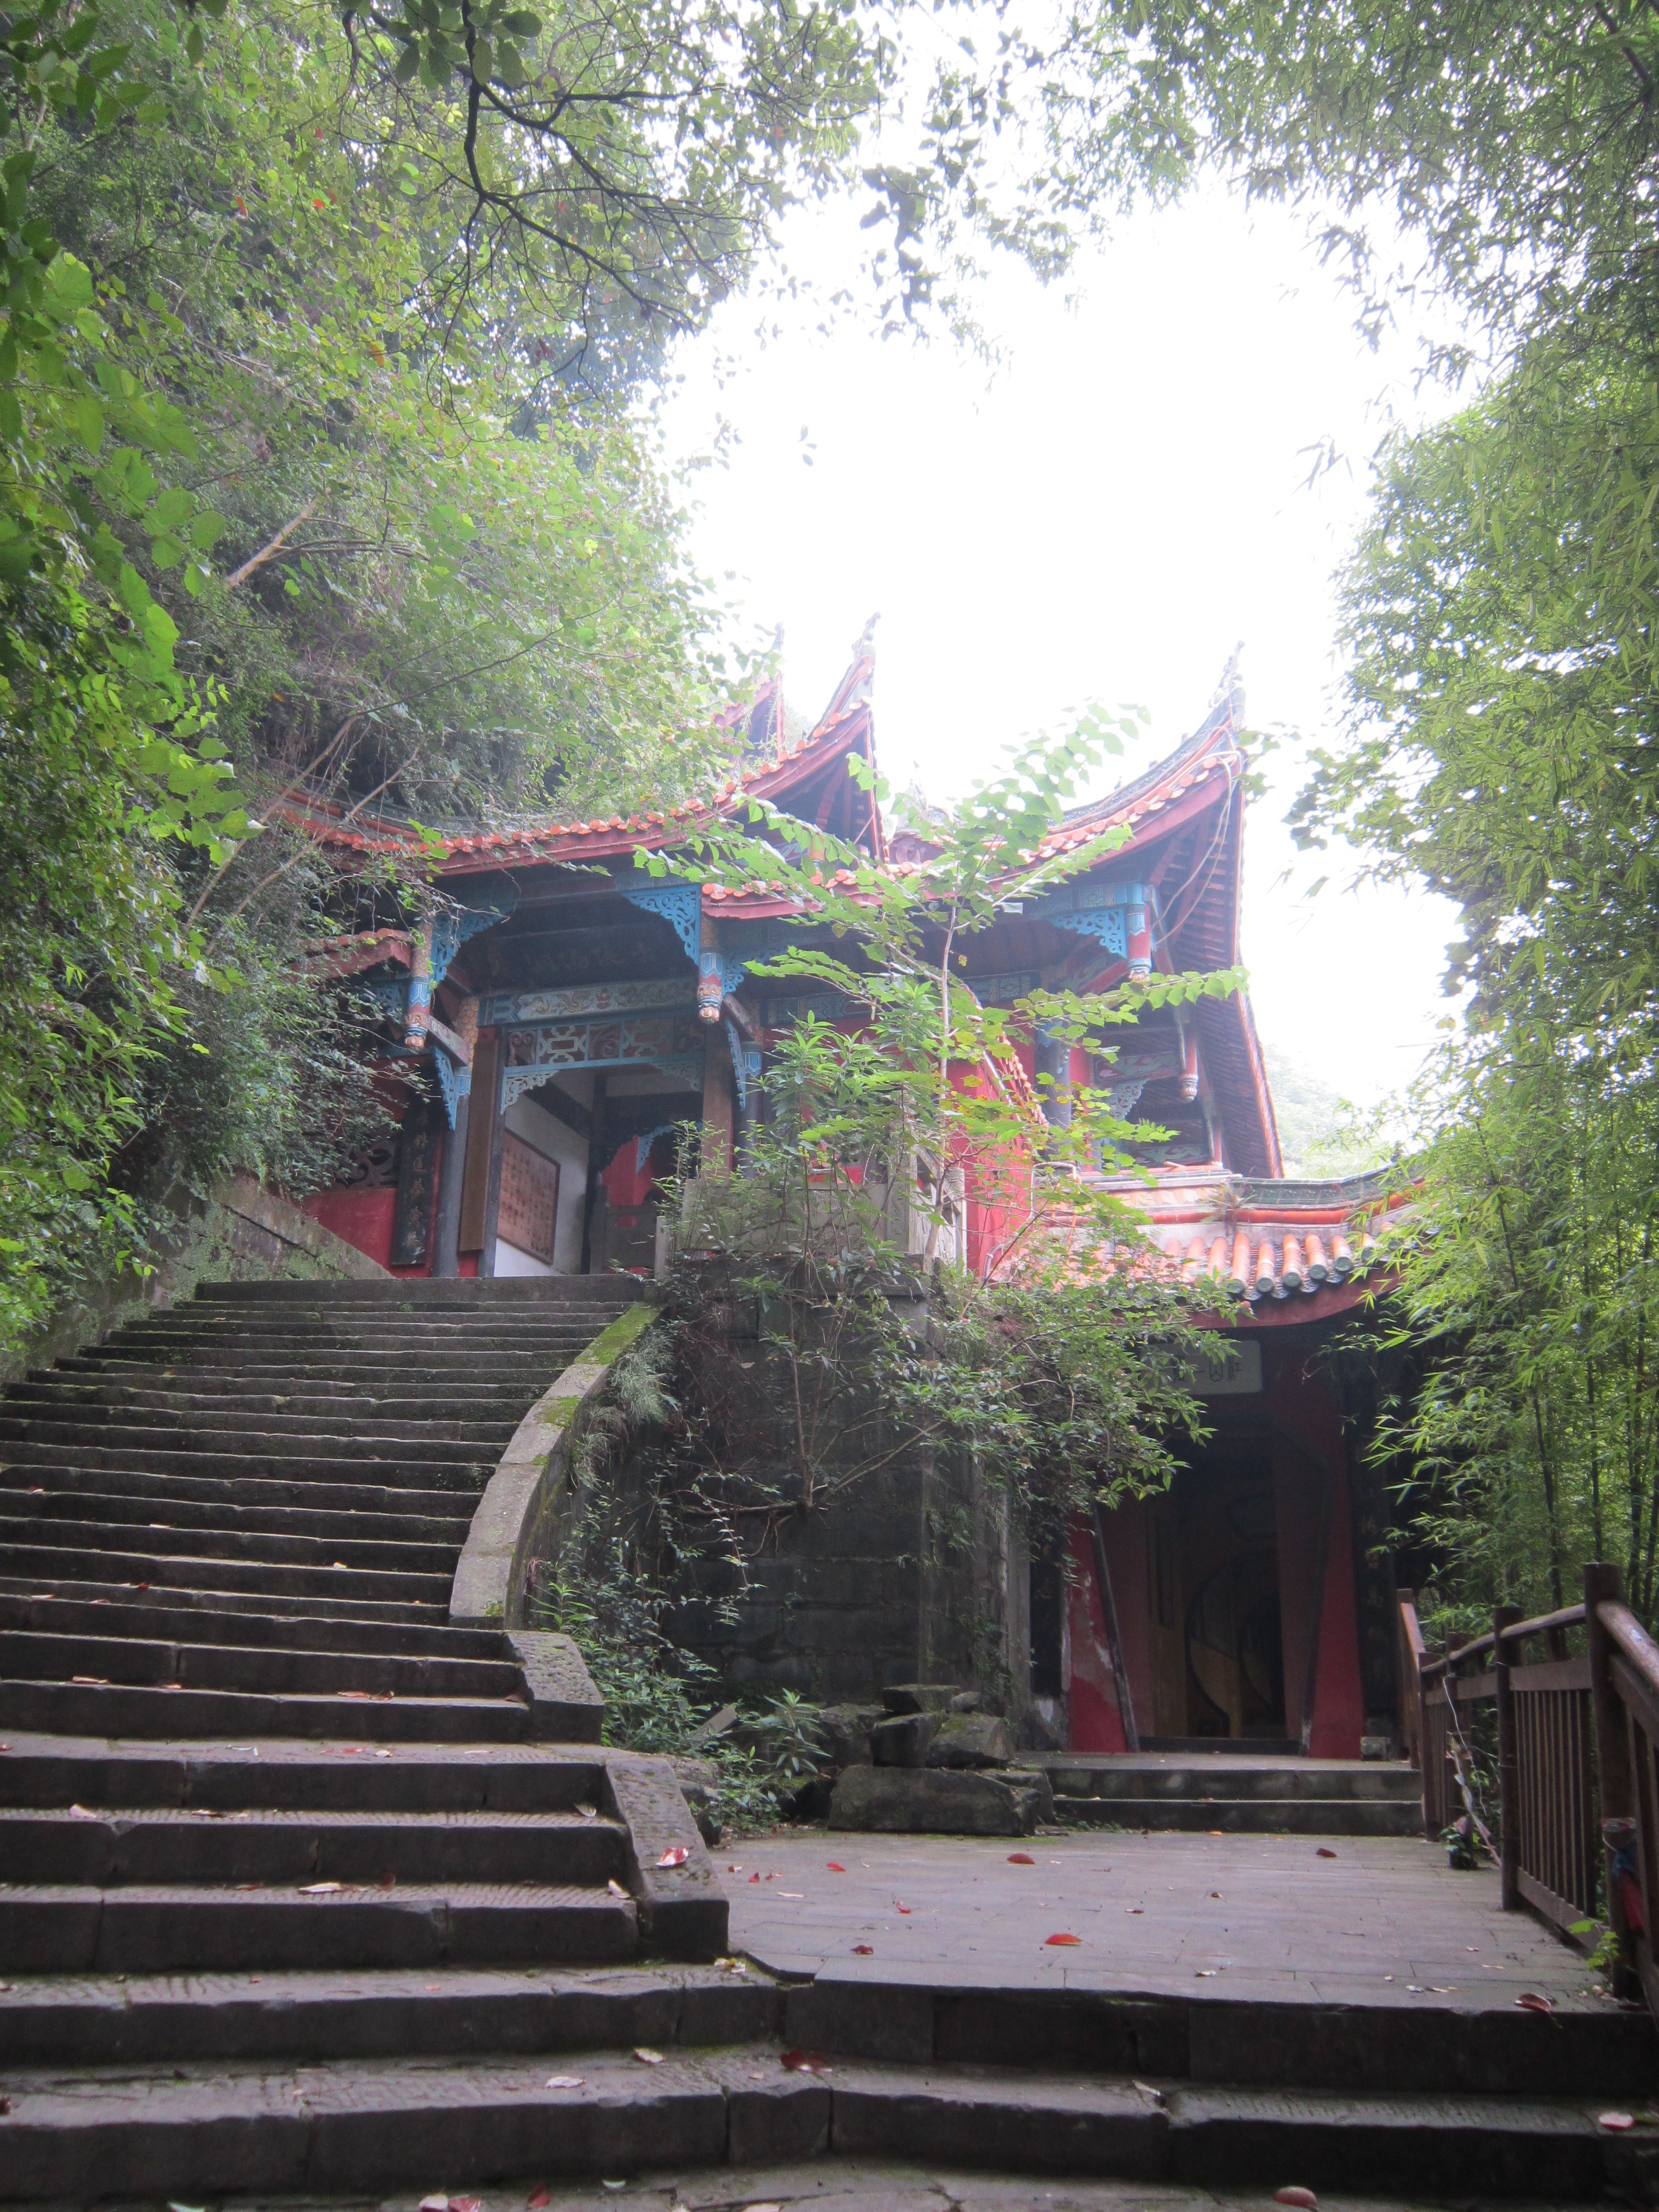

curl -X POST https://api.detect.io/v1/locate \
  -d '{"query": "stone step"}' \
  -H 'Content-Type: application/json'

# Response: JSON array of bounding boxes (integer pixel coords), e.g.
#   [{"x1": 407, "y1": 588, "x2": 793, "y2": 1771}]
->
[
  {"x1": 0, "y1": 1486, "x2": 474, "y2": 1545},
  {"x1": 0, "y1": 2044, "x2": 1618, "y2": 2204},
  {"x1": 0, "y1": 1879, "x2": 637, "y2": 1975},
  {"x1": 0, "y1": 1733, "x2": 609, "y2": 1813},
  {"x1": 0, "y1": 1402, "x2": 519, "y2": 1445},
  {"x1": 0, "y1": 1421, "x2": 504, "y2": 1470},
  {"x1": 0, "y1": 1804, "x2": 628, "y2": 1887},
  {"x1": 13, "y1": 1378, "x2": 554, "y2": 1413},
  {"x1": 1042, "y1": 1758, "x2": 1421, "y2": 1803},
  {"x1": 0, "y1": 1571, "x2": 447, "y2": 1624},
  {"x1": 1054, "y1": 1796, "x2": 1426, "y2": 1836},
  {"x1": 0, "y1": 1677, "x2": 532, "y2": 1742},
  {"x1": 100, "y1": 1328, "x2": 606, "y2": 1358},
  {"x1": 0, "y1": 1543, "x2": 452, "y2": 1603},
  {"x1": 0, "y1": 1463, "x2": 490, "y2": 1516},
  {"x1": 59, "y1": 1352, "x2": 576, "y2": 1383},
  {"x1": 190, "y1": 1283, "x2": 637, "y2": 1291},
  {"x1": 0, "y1": 1590, "x2": 506, "y2": 1660},
  {"x1": 0, "y1": 1961, "x2": 778, "y2": 2068},
  {"x1": 0, "y1": 1508, "x2": 463, "y2": 1576},
  {"x1": 0, "y1": 1628, "x2": 520, "y2": 1698}
]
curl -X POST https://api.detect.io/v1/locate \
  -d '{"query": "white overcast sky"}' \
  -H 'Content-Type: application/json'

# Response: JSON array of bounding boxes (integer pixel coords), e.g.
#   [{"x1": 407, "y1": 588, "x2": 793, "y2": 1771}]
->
[{"x1": 658, "y1": 181, "x2": 1470, "y2": 1112}]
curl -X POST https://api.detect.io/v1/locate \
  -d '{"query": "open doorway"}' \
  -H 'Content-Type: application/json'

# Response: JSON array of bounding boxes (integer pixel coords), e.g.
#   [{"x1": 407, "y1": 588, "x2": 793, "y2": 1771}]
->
[{"x1": 1146, "y1": 1453, "x2": 1287, "y2": 1742}]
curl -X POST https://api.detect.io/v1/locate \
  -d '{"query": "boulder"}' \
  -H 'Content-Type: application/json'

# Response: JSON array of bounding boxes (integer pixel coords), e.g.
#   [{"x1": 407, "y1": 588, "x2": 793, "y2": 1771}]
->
[
  {"x1": 926, "y1": 1712, "x2": 1015, "y2": 1769},
  {"x1": 1002, "y1": 1767, "x2": 1057, "y2": 1826},
  {"x1": 871, "y1": 1712, "x2": 935, "y2": 1768},
  {"x1": 816, "y1": 1702, "x2": 883, "y2": 1768},
  {"x1": 881, "y1": 1682, "x2": 960, "y2": 1716},
  {"x1": 948, "y1": 1690, "x2": 983, "y2": 1714},
  {"x1": 828, "y1": 1764, "x2": 1029, "y2": 1836}
]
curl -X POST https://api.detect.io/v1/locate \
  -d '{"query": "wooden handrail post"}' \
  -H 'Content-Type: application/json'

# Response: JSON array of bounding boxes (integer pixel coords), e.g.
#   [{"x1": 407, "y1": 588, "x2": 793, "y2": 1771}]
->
[
  {"x1": 1585, "y1": 1561, "x2": 1641, "y2": 2002},
  {"x1": 1494, "y1": 1603, "x2": 1521, "y2": 1911}
]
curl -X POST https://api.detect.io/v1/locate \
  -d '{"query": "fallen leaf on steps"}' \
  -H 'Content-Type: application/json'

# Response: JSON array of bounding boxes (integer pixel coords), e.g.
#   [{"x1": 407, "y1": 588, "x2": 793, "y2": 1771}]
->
[
  {"x1": 780, "y1": 2049, "x2": 831, "y2": 2072},
  {"x1": 1045, "y1": 1933, "x2": 1082, "y2": 1947},
  {"x1": 633, "y1": 2046, "x2": 664, "y2": 2064},
  {"x1": 1315, "y1": 1847, "x2": 1338, "y2": 1859},
  {"x1": 544, "y1": 2075, "x2": 585, "y2": 2089},
  {"x1": 377, "y1": 1871, "x2": 396, "y2": 1890},
  {"x1": 451, "y1": 2198, "x2": 481, "y2": 2210},
  {"x1": 1007, "y1": 1852, "x2": 1034, "y2": 1865},
  {"x1": 576, "y1": 1802, "x2": 598, "y2": 1819},
  {"x1": 1274, "y1": 2190, "x2": 1318, "y2": 2208},
  {"x1": 852, "y1": 1944, "x2": 874, "y2": 1954},
  {"x1": 656, "y1": 1845, "x2": 689, "y2": 1868},
  {"x1": 527, "y1": 2190, "x2": 553, "y2": 2207},
  {"x1": 826, "y1": 1861, "x2": 846, "y2": 1871},
  {"x1": 71, "y1": 1676, "x2": 108, "y2": 1686},
  {"x1": 1601, "y1": 2113, "x2": 1636, "y2": 2131},
  {"x1": 300, "y1": 1882, "x2": 344, "y2": 1895},
  {"x1": 67, "y1": 1805, "x2": 100, "y2": 1820},
  {"x1": 606, "y1": 1879, "x2": 629, "y2": 1899},
  {"x1": 419, "y1": 2196, "x2": 449, "y2": 2210},
  {"x1": 893, "y1": 1901, "x2": 912, "y2": 1915},
  {"x1": 1516, "y1": 1991, "x2": 1554, "y2": 2013}
]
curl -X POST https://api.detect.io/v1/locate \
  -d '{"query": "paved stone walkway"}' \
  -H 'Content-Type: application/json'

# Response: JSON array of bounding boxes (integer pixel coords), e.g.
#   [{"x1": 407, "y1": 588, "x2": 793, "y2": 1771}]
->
[
  {"x1": 722, "y1": 1829, "x2": 1604, "y2": 2012},
  {"x1": 206, "y1": 2164, "x2": 1584, "y2": 2210}
]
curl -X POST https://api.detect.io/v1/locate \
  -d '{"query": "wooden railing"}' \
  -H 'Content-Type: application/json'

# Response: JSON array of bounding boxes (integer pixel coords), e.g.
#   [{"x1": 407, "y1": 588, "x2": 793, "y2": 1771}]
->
[{"x1": 1397, "y1": 1563, "x2": 1651, "y2": 2010}]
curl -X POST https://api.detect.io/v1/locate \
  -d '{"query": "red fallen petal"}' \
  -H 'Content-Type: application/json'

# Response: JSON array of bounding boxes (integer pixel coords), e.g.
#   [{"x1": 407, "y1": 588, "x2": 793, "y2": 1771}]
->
[
  {"x1": 826, "y1": 1861, "x2": 846, "y2": 1871},
  {"x1": 780, "y1": 2049, "x2": 832, "y2": 2072},
  {"x1": 656, "y1": 1845, "x2": 690, "y2": 1868},
  {"x1": 1601, "y1": 2112, "x2": 1636, "y2": 2131},
  {"x1": 452, "y1": 2200, "x2": 482, "y2": 2211},
  {"x1": 1274, "y1": 2191, "x2": 1319, "y2": 2208},
  {"x1": 852, "y1": 1943, "x2": 874, "y2": 1954},
  {"x1": 1516, "y1": 1991, "x2": 1554, "y2": 2013},
  {"x1": 1045, "y1": 1932, "x2": 1082, "y2": 1946},
  {"x1": 527, "y1": 2191, "x2": 553, "y2": 2207},
  {"x1": 1315, "y1": 1846, "x2": 1338, "y2": 1859},
  {"x1": 749, "y1": 1872, "x2": 760, "y2": 1883},
  {"x1": 1008, "y1": 1852, "x2": 1035, "y2": 1865}
]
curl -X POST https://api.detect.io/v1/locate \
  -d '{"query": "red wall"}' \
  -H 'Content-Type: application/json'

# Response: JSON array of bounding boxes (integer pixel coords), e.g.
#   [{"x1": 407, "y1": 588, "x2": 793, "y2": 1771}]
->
[{"x1": 1066, "y1": 1520, "x2": 1131, "y2": 1752}]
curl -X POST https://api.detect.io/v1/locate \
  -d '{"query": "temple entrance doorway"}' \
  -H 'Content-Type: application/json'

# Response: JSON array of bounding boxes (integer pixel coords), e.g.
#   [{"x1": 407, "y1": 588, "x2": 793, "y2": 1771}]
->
[{"x1": 1146, "y1": 1452, "x2": 1288, "y2": 1743}]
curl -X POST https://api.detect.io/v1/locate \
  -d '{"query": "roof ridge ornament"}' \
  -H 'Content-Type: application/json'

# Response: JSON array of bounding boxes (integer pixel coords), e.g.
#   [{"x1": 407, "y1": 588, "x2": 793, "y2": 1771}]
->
[{"x1": 1210, "y1": 639, "x2": 1246, "y2": 727}]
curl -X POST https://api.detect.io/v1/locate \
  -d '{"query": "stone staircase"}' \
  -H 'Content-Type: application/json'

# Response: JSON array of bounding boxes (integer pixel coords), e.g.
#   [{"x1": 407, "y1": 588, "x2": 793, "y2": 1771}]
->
[
  {"x1": 1043, "y1": 1751, "x2": 1424, "y2": 1835},
  {"x1": 0, "y1": 1281, "x2": 1651, "y2": 2204}
]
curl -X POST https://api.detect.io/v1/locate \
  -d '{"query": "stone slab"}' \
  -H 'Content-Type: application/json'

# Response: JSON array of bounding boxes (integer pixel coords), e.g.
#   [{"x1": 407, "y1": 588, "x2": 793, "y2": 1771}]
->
[{"x1": 828, "y1": 1767, "x2": 1026, "y2": 1836}]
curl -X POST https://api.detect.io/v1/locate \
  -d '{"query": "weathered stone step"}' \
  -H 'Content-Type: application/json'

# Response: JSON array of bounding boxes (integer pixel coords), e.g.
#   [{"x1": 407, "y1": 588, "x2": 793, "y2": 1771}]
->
[
  {"x1": 0, "y1": 1401, "x2": 519, "y2": 1445},
  {"x1": 0, "y1": 1542, "x2": 451, "y2": 1605},
  {"x1": 0, "y1": 1961, "x2": 778, "y2": 2068},
  {"x1": 1055, "y1": 1796, "x2": 1425, "y2": 1836},
  {"x1": 0, "y1": 1419, "x2": 502, "y2": 1468},
  {"x1": 0, "y1": 2044, "x2": 1618, "y2": 2204},
  {"x1": 0, "y1": 1486, "x2": 473, "y2": 1546},
  {"x1": 1043, "y1": 1757, "x2": 1421, "y2": 1802},
  {"x1": 193, "y1": 1279, "x2": 637, "y2": 1304},
  {"x1": 0, "y1": 1629, "x2": 519, "y2": 1699},
  {"x1": 100, "y1": 1328, "x2": 607, "y2": 1359},
  {"x1": 0, "y1": 1571, "x2": 446, "y2": 1625},
  {"x1": 110, "y1": 1310, "x2": 622, "y2": 1337},
  {"x1": 0, "y1": 1732, "x2": 608, "y2": 1814},
  {"x1": 0, "y1": 1435, "x2": 494, "y2": 1480},
  {"x1": 0, "y1": 1676, "x2": 531, "y2": 1742},
  {"x1": 0, "y1": 1590, "x2": 506, "y2": 1660},
  {"x1": 0, "y1": 1879, "x2": 637, "y2": 1975},
  {"x1": 0, "y1": 1804, "x2": 628, "y2": 1887},
  {"x1": 0, "y1": 1463, "x2": 488, "y2": 1516},
  {"x1": 0, "y1": 1508, "x2": 462, "y2": 1576},
  {"x1": 61, "y1": 1351, "x2": 578, "y2": 1383},
  {"x1": 14, "y1": 1377, "x2": 554, "y2": 1413}
]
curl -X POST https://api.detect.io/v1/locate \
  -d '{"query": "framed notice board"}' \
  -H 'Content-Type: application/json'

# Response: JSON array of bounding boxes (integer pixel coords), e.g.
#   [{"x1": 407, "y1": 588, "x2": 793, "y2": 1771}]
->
[{"x1": 498, "y1": 1132, "x2": 560, "y2": 1264}]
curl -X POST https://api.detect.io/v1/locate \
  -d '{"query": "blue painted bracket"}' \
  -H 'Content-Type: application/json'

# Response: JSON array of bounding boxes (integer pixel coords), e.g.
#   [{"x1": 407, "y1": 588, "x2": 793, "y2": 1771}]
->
[
  {"x1": 433, "y1": 1047, "x2": 472, "y2": 1131},
  {"x1": 726, "y1": 1019, "x2": 762, "y2": 1110},
  {"x1": 619, "y1": 880, "x2": 701, "y2": 965},
  {"x1": 358, "y1": 975, "x2": 410, "y2": 1020},
  {"x1": 431, "y1": 900, "x2": 514, "y2": 989},
  {"x1": 634, "y1": 1120, "x2": 681, "y2": 1172}
]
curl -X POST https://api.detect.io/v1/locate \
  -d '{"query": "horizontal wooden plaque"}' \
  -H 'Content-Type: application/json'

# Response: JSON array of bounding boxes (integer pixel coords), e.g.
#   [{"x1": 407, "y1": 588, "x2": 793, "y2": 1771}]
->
[{"x1": 498, "y1": 1131, "x2": 560, "y2": 1264}]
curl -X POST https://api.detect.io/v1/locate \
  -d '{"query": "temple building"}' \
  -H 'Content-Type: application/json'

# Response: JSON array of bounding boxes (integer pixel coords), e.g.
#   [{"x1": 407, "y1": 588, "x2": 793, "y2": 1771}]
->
[{"x1": 292, "y1": 635, "x2": 1405, "y2": 1759}]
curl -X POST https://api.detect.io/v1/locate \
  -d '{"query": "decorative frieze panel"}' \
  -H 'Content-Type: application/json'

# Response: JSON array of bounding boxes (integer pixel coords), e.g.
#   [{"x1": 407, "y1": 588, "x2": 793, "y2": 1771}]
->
[
  {"x1": 482, "y1": 977, "x2": 693, "y2": 1026},
  {"x1": 498, "y1": 1004, "x2": 707, "y2": 1110}
]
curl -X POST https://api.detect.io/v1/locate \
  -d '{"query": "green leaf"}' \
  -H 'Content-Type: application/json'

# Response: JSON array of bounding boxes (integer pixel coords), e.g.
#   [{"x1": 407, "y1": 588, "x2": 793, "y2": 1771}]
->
[{"x1": 71, "y1": 393, "x2": 105, "y2": 451}]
